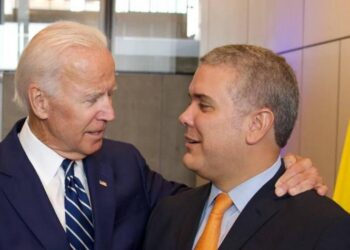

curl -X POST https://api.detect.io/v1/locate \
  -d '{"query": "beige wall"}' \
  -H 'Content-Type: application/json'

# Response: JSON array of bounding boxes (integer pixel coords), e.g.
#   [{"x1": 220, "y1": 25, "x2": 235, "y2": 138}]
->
[{"x1": 200, "y1": 0, "x2": 350, "y2": 194}]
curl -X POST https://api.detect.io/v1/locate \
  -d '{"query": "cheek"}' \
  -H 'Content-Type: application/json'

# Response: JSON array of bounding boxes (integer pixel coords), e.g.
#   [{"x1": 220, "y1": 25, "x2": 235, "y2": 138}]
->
[
  {"x1": 51, "y1": 109, "x2": 85, "y2": 135},
  {"x1": 199, "y1": 117, "x2": 226, "y2": 141},
  {"x1": 50, "y1": 104, "x2": 76, "y2": 121},
  {"x1": 61, "y1": 105, "x2": 93, "y2": 124},
  {"x1": 202, "y1": 120, "x2": 237, "y2": 152}
]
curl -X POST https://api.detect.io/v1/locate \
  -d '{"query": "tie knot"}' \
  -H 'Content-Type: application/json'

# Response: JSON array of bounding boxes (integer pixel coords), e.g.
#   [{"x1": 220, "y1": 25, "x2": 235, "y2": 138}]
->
[
  {"x1": 61, "y1": 159, "x2": 75, "y2": 176},
  {"x1": 211, "y1": 193, "x2": 232, "y2": 215}
]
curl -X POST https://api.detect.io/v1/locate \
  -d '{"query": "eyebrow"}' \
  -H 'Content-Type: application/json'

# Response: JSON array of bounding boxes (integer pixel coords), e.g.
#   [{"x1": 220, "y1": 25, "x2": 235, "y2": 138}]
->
[
  {"x1": 84, "y1": 85, "x2": 117, "y2": 99},
  {"x1": 190, "y1": 93, "x2": 213, "y2": 103},
  {"x1": 84, "y1": 92, "x2": 104, "y2": 100}
]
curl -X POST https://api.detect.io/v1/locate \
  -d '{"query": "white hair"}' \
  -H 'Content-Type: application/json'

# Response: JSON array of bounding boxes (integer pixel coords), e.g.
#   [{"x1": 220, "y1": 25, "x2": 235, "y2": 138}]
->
[{"x1": 14, "y1": 21, "x2": 108, "y2": 111}]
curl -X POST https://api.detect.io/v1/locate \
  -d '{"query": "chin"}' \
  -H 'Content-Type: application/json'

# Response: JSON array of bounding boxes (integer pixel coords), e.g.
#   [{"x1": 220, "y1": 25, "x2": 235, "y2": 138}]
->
[
  {"x1": 183, "y1": 155, "x2": 201, "y2": 172},
  {"x1": 83, "y1": 142, "x2": 103, "y2": 155},
  {"x1": 183, "y1": 156, "x2": 212, "y2": 182}
]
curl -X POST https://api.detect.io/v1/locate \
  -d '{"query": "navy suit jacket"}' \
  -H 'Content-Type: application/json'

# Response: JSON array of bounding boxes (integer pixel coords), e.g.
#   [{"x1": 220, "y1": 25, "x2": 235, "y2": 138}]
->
[
  {"x1": 0, "y1": 119, "x2": 185, "y2": 250},
  {"x1": 143, "y1": 163, "x2": 350, "y2": 250}
]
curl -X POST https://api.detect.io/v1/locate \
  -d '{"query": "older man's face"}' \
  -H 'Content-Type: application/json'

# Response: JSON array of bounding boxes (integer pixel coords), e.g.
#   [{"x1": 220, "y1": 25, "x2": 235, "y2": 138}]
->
[{"x1": 41, "y1": 47, "x2": 116, "y2": 160}]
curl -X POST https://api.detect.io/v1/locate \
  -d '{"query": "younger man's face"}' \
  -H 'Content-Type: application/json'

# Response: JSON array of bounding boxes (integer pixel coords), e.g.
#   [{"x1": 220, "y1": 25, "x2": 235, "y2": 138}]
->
[{"x1": 179, "y1": 64, "x2": 249, "y2": 184}]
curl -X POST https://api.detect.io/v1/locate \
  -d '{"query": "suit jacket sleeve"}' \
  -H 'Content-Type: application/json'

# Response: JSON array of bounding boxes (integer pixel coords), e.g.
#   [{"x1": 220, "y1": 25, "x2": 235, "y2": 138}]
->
[
  {"x1": 116, "y1": 141, "x2": 188, "y2": 209},
  {"x1": 98, "y1": 140, "x2": 188, "y2": 249}
]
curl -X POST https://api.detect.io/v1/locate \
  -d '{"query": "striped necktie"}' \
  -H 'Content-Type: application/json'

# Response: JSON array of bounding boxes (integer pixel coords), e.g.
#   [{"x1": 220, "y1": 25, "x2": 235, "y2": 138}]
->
[{"x1": 62, "y1": 159, "x2": 94, "y2": 250}]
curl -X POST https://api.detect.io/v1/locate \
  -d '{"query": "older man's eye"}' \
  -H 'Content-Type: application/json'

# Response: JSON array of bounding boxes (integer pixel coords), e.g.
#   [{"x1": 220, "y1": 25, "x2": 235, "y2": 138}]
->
[{"x1": 86, "y1": 97, "x2": 98, "y2": 104}]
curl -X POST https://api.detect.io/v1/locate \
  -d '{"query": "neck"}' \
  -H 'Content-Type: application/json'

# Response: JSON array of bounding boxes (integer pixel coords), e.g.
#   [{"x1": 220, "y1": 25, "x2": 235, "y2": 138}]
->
[
  {"x1": 28, "y1": 114, "x2": 46, "y2": 141},
  {"x1": 213, "y1": 146, "x2": 280, "y2": 192}
]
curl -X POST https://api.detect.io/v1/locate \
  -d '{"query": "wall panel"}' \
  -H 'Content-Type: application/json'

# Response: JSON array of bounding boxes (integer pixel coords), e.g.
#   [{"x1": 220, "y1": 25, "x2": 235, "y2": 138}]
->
[
  {"x1": 282, "y1": 50, "x2": 303, "y2": 155},
  {"x1": 200, "y1": 0, "x2": 248, "y2": 55},
  {"x1": 304, "y1": 0, "x2": 350, "y2": 46},
  {"x1": 248, "y1": 0, "x2": 303, "y2": 52},
  {"x1": 106, "y1": 74, "x2": 162, "y2": 173},
  {"x1": 300, "y1": 42, "x2": 339, "y2": 193},
  {"x1": 2, "y1": 73, "x2": 26, "y2": 137},
  {"x1": 159, "y1": 75, "x2": 194, "y2": 185},
  {"x1": 337, "y1": 39, "x2": 350, "y2": 168}
]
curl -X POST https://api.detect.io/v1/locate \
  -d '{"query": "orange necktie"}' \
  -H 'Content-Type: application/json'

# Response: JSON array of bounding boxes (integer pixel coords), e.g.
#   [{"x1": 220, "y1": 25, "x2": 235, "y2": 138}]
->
[{"x1": 195, "y1": 193, "x2": 233, "y2": 250}]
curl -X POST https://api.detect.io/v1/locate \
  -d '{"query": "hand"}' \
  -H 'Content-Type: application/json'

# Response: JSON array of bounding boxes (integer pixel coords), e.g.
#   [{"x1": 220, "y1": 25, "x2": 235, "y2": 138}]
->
[{"x1": 275, "y1": 153, "x2": 328, "y2": 197}]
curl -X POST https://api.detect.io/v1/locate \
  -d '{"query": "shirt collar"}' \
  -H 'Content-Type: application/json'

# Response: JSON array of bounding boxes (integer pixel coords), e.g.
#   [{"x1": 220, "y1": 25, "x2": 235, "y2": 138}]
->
[
  {"x1": 207, "y1": 156, "x2": 281, "y2": 212},
  {"x1": 18, "y1": 118, "x2": 65, "y2": 186}
]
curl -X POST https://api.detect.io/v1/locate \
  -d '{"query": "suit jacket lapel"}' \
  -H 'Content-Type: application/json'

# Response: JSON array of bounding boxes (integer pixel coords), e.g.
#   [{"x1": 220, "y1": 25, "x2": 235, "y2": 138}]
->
[
  {"x1": 84, "y1": 154, "x2": 116, "y2": 249},
  {"x1": 220, "y1": 164, "x2": 286, "y2": 250},
  {"x1": 177, "y1": 184, "x2": 211, "y2": 250},
  {"x1": 0, "y1": 121, "x2": 68, "y2": 249}
]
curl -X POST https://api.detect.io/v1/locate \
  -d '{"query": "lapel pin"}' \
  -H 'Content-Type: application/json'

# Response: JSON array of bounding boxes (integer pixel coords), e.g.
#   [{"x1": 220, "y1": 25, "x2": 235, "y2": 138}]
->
[{"x1": 99, "y1": 180, "x2": 108, "y2": 187}]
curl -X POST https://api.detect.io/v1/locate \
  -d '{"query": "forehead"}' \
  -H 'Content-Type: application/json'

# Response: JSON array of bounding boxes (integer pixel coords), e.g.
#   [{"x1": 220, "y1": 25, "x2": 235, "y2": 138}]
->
[
  {"x1": 60, "y1": 47, "x2": 116, "y2": 90},
  {"x1": 54, "y1": 48, "x2": 116, "y2": 99},
  {"x1": 63, "y1": 47, "x2": 114, "y2": 77},
  {"x1": 189, "y1": 64, "x2": 237, "y2": 96}
]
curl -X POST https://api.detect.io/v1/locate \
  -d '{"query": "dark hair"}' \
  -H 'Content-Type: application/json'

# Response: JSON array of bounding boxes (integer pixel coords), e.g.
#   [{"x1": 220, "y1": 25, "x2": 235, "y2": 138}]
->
[{"x1": 201, "y1": 44, "x2": 299, "y2": 147}]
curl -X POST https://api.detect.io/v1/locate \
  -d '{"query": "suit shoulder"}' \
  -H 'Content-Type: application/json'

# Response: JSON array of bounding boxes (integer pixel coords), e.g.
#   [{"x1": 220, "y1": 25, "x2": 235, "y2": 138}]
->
[
  {"x1": 89, "y1": 139, "x2": 148, "y2": 170},
  {"x1": 101, "y1": 139, "x2": 138, "y2": 152},
  {"x1": 96, "y1": 139, "x2": 143, "y2": 158},
  {"x1": 294, "y1": 192, "x2": 350, "y2": 248},
  {"x1": 155, "y1": 185, "x2": 209, "y2": 211},
  {"x1": 284, "y1": 190, "x2": 350, "y2": 221}
]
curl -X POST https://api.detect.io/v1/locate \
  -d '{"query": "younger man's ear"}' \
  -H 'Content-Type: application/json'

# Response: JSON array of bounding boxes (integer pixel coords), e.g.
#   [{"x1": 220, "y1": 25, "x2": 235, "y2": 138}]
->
[
  {"x1": 246, "y1": 108, "x2": 274, "y2": 145},
  {"x1": 27, "y1": 83, "x2": 49, "y2": 119}
]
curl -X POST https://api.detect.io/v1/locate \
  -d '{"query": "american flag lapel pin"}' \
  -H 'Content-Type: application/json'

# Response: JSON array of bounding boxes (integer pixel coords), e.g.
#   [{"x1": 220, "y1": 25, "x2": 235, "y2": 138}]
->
[{"x1": 99, "y1": 180, "x2": 108, "y2": 187}]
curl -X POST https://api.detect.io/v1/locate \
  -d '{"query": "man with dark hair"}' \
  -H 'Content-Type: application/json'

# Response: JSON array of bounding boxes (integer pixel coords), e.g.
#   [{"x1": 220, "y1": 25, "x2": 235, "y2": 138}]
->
[{"x1": 143, "y1": 45, "x2": 350, "y2": 250}]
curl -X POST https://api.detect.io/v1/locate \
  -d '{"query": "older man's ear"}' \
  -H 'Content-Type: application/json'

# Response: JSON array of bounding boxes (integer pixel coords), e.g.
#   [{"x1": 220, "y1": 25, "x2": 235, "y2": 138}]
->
[{"x1": 27, "y1": 83, "x2": 49, "y2": 119}]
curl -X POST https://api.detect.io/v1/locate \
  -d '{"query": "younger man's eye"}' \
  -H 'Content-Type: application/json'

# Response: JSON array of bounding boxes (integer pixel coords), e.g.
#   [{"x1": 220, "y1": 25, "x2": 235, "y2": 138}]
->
[{"x1": 199, "y1": 103, "x2": 212, "y2": 110}]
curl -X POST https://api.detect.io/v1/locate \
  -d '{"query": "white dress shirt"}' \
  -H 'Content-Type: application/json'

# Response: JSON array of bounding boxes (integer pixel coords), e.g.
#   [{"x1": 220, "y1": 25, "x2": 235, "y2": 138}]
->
[
  {"x1": 193, "y1": 157, "x2": 281, "y2": 248},
  {"x1": 18, "y1": 118, "x2": 91, "y2": 229}
]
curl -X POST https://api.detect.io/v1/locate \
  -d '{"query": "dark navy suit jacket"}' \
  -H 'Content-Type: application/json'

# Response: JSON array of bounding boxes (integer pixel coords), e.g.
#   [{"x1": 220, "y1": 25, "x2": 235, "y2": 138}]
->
[
  {"x1": 0, "y1": 119, "x2": 185, "y2": 250},
  {"x1": 144, "y1": 163, "x2": 350, "y2": 250}
]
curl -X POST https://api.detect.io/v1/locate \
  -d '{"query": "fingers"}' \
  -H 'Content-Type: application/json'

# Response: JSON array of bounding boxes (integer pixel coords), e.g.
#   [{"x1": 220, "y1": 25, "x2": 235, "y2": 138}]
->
[
  {"x1": 283, "y1": 153, "x2": 297, "y2": 168},
  {"x1": 285, "y1": 176, "x2": 328, "y2": 197},
  {"x1": 287, "y1": 174, "x2": 321, "y2": 196},
  {"x1": 316, "y1": 184, "x2": 328, "y2": 196},
  {"x1": 275, "y1": 183, "x2": 288, "y2": 197},
  {"x1": 275, "y1": 154, "x2": 327, "y2": 197},
  {"x1": 275, "y1": 170, "x2": 319, "y2": 197},
  {"x1": 276, "y1": 157, "x2": 313, "y2": 187}
]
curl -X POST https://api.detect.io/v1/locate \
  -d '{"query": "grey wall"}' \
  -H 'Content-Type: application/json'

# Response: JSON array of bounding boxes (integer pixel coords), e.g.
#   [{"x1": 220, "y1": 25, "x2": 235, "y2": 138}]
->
[
  {"x1": 2, "y1": 72, "x2": 24, "y2": 135},
  {"x1": 1, "y1": 72, "x2": 195, "y2": 186}
]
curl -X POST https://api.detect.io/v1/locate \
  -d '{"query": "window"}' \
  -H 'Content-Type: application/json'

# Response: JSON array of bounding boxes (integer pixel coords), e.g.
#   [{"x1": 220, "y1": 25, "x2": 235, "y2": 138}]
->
[{"x1": 0, "y1": 0, "x2": 199, "y2": 73}]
